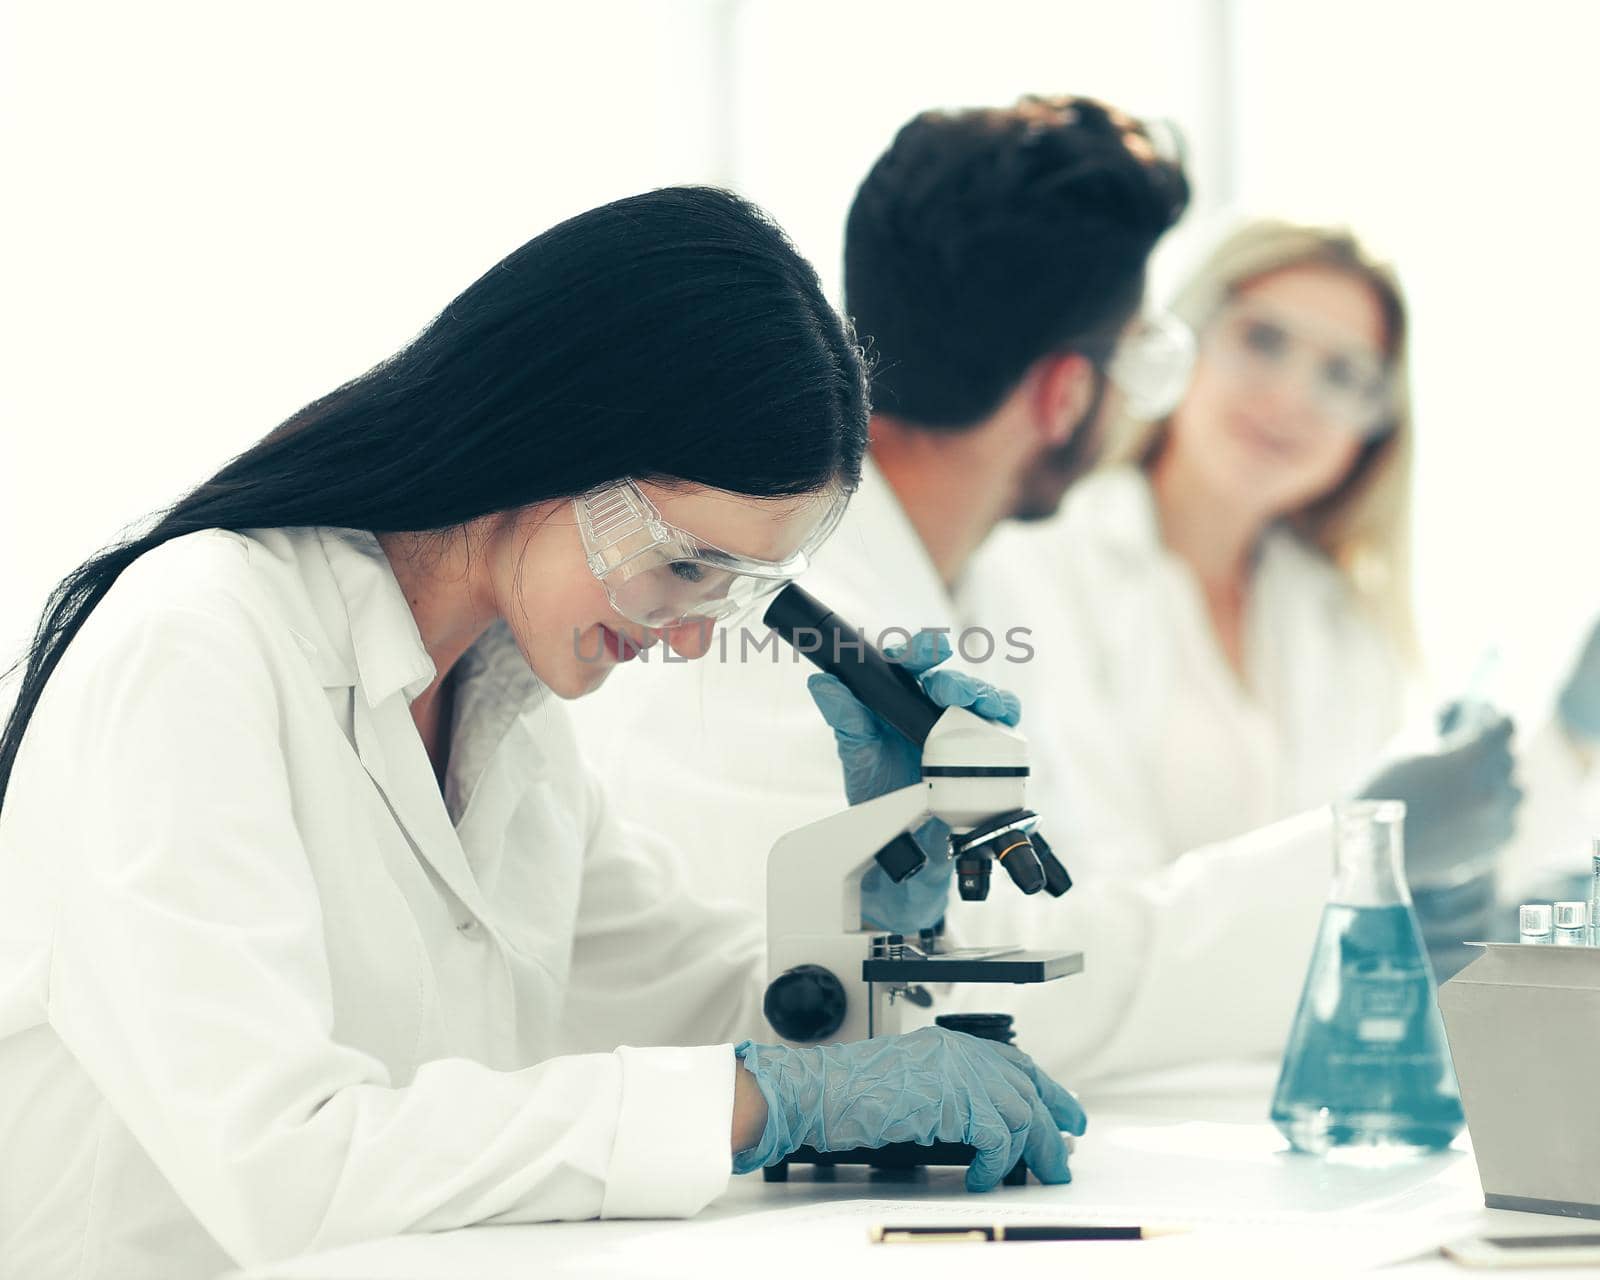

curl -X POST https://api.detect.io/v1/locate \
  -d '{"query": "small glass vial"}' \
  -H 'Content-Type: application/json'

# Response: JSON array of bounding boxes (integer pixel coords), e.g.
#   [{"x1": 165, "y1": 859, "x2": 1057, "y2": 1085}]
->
[
  {"x1": 1554, "y1": 901, "x2": 1589, "y2": 945},
  {"x1": 1519, "y1": 903, "x2": 1554, "y2": 945}
]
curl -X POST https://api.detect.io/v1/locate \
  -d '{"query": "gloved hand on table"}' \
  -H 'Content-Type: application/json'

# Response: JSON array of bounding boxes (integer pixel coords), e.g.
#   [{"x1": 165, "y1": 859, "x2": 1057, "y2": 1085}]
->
[
  {"x1": 1356, "y1": 706, "x2": 1521, "y2": 889},
  {"x1": 1557, "y1": 614, "x2": 1600, "y2": 743},
  {"x1": 805, "y1": 630, "x2": 1022, "y2": 935},
  {"x1": 732, "y1": 1026, "x2": 1086, "y2": 1191}
]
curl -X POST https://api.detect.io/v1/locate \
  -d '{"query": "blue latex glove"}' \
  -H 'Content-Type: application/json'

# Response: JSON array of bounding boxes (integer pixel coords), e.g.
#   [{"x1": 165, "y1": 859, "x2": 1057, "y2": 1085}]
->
[
  {"x1": 805, "y1": 631, "x2": 1023, "y2": 934},
  {"x1": 1557, "y1": 616, "x2": 1600, "y2": 741},
  {"x1": 1356, "y1": 707, "x2": 1521, "y2": 889},
  {"x1": 732, "y1": 1026, "x2": 1087, "y2": 1191}
]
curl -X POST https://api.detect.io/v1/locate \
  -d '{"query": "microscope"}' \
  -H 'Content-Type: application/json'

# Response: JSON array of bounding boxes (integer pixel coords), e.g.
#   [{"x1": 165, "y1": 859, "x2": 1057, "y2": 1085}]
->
[{"x1": 757, "y1": 585, "x2": 1083, "y2": 1183}]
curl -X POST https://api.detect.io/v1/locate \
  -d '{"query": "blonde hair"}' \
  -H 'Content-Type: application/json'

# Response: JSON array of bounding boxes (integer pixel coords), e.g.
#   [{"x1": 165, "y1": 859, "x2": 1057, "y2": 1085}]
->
[{"x1": 1121, "y1": 218, "x2": 1417, "y2": 656}]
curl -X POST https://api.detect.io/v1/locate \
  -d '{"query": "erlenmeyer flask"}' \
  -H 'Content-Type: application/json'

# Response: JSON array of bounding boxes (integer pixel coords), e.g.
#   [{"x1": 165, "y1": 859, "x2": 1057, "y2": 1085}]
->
[{"x1": 1270, "y1": 800, "x2": 1464, "y2": 1158}]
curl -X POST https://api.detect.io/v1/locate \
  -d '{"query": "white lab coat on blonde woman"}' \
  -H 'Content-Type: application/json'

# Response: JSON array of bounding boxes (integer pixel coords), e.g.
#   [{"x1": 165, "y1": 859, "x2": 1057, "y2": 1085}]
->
[
  {"x1": 996, "y1": 464, "x2": 1408, "y2": 860},
  {"x1": 990, "y1": 464, "x2": 1600, "y2": 919},
  {"x1": 571, "y1": 460, "x2": 1344, "y2": 1084},
  {"x1": 0, "y1": 527, "x2": 763, "y2": 1280}
]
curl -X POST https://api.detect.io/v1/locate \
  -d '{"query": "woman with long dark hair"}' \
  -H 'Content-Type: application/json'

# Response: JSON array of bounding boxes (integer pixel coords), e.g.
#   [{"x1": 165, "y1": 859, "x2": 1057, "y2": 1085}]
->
[{"x1": 0, "y1": 187, "x2": 1082, "y2": 1279}]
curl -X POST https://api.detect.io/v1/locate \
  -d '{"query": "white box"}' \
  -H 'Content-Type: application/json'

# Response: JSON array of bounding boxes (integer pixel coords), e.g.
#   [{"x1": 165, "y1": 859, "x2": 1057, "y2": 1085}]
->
[{"x1": 1437, "y1": 943, "x2": 1600, "y2": 1217}]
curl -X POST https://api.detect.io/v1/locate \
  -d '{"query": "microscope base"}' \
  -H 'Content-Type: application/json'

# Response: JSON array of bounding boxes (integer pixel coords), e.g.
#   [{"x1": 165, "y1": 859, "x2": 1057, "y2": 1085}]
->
[{"x1": 762, "y1": 1141, "x2": 1029, "y2": 1187}]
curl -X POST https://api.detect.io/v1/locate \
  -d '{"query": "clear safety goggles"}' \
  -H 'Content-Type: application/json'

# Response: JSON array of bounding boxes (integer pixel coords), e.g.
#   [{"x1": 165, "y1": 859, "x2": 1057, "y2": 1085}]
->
[
  {"x1": 575, "y1": 479, "x2": 847, "y2": 629},
  {"x1": 1106, "y1": 312, "x2": 1196, "y2": 421},
  {"x1": 1205, "y1": 301, "x2": 1395, "y2": 438}
]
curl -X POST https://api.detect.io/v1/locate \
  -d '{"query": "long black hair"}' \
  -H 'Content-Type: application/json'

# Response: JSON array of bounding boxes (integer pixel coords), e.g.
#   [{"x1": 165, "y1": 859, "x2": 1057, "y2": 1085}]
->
[{"x1": 0, "y1": 185, "x2": 870, "y2": 806}]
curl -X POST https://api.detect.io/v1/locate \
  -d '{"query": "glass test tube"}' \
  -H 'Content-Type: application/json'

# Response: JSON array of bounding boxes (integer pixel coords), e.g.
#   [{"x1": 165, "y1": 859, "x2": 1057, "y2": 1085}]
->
[
  {"x1": 1589, "y1": 840, "x2": 1600, "y2": 945},
  {"x1": 1520, "y1": 903, "x2": 1554, "y2": 945}
]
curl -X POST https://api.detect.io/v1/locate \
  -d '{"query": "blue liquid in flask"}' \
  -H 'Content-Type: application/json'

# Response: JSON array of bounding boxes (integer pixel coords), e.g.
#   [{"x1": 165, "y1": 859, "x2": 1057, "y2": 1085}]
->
[{"x1": 1271, "y1": 902, "x2": 1463, "y2": 1157}]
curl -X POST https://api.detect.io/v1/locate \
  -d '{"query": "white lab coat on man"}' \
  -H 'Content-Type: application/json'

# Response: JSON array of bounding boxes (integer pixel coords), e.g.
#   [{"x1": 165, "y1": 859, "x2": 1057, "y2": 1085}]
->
[
  {"x1": 0, "y1": 527, "x2": 763, "y2": 1280},
  {"x1": 571, "y1": 461, "x2": 1341, "y2": 1085}
]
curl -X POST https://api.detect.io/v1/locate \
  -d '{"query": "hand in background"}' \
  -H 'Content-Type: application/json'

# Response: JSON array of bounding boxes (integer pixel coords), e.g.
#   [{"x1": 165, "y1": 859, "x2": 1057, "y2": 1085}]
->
[
  {"x1": 1357, "y1": 709, "x2": 1521, "y2": 889},
  {"x1": 1557, "y1": 615, "x2": 1600, "y2": 744}
]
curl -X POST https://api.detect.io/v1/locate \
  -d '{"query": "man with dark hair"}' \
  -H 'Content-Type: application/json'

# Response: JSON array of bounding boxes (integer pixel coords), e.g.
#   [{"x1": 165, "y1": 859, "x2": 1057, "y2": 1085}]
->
[
  {"x1": 571, "y1": 96, "x2": 1332, "y2": 1083},
  {"x1": 845, "y1": 95, "x2": 1188, "y2": 524}
]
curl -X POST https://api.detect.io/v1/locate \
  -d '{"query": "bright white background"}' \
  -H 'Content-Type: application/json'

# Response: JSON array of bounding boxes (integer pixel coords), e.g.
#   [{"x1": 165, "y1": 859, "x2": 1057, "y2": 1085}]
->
[{"x1": 3, "y1": 0, "x2": 1597, "y2": 718}]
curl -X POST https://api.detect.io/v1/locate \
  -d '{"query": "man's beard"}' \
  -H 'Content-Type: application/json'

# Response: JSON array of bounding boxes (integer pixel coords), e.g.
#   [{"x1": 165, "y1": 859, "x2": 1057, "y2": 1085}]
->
[{"x1": 1009, "y1": 368, "x2": 1110, "y2": 523}]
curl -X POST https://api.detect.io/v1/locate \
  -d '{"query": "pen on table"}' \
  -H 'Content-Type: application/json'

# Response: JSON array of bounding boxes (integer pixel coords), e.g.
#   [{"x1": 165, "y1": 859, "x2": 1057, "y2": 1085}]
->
[{"x1": 869, "y1": 1224, "x2": 1189, "y2": 1244}]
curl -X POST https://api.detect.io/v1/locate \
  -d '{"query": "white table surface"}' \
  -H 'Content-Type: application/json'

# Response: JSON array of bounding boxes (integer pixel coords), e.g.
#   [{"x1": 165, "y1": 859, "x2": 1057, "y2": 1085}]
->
[{"x1": 228, "y1": 1061, "x2": 1592, "y2": 1279}]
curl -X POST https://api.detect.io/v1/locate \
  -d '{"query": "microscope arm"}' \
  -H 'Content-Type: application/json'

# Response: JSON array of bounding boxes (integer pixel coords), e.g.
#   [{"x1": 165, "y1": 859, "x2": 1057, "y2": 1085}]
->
[{"x1": 767, "y1": 780, "x2": 932, "y2": 943}]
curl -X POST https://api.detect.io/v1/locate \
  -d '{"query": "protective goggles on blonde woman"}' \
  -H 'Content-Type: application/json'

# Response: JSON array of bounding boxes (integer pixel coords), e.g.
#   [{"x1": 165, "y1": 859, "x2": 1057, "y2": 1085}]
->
[{"x1": 1205, "y1": 300, "x2": 1395, "y2": 437}]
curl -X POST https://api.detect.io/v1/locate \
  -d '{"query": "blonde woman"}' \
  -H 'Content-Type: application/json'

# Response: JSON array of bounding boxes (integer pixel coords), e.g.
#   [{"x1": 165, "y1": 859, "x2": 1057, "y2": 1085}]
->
[{"x1": 996, "y1": 219, "x2": 1599, "y2": 974}]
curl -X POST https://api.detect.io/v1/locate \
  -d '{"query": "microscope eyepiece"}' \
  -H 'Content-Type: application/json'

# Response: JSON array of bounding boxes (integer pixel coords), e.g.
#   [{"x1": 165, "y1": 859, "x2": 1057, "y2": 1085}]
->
[{"x1": 763, "y1": 584, "x2": 943, "y2": 748}]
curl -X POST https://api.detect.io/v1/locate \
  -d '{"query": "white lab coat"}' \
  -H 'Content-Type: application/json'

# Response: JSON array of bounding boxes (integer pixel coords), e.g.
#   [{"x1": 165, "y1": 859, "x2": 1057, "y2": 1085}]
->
[
  {"x1": 570, "y1": 461, "x2": 1340, "y2": 1085},
  {"x1": 990, "y1": 466, "x2": 1408, "y2": 863},
  {"x1": 989, "y1": 465, "x2": 1600, "y2": 905},
  {"x1": 0, "y1": 527, "x2": 764, "y2": 1280}
]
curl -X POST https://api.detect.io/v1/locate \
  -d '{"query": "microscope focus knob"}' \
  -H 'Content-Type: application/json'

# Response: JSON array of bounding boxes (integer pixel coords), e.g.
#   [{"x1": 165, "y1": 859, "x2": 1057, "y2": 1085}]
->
[{"x1": 763, "y1": 964, "x2": 848, "y2": 1043}]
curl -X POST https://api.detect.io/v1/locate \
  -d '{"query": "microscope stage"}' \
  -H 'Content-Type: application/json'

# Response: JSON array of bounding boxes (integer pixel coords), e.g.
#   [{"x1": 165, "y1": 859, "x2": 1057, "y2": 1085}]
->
[{"x1": 861, "y1": 948, "x2": 1083, "y2": 984}]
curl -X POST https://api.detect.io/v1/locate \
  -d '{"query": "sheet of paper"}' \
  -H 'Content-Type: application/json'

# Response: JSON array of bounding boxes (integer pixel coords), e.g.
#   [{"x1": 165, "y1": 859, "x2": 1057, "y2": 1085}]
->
[{"x1": 575, "y1": 1197, "x2": 1476, "y2": 1279}]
